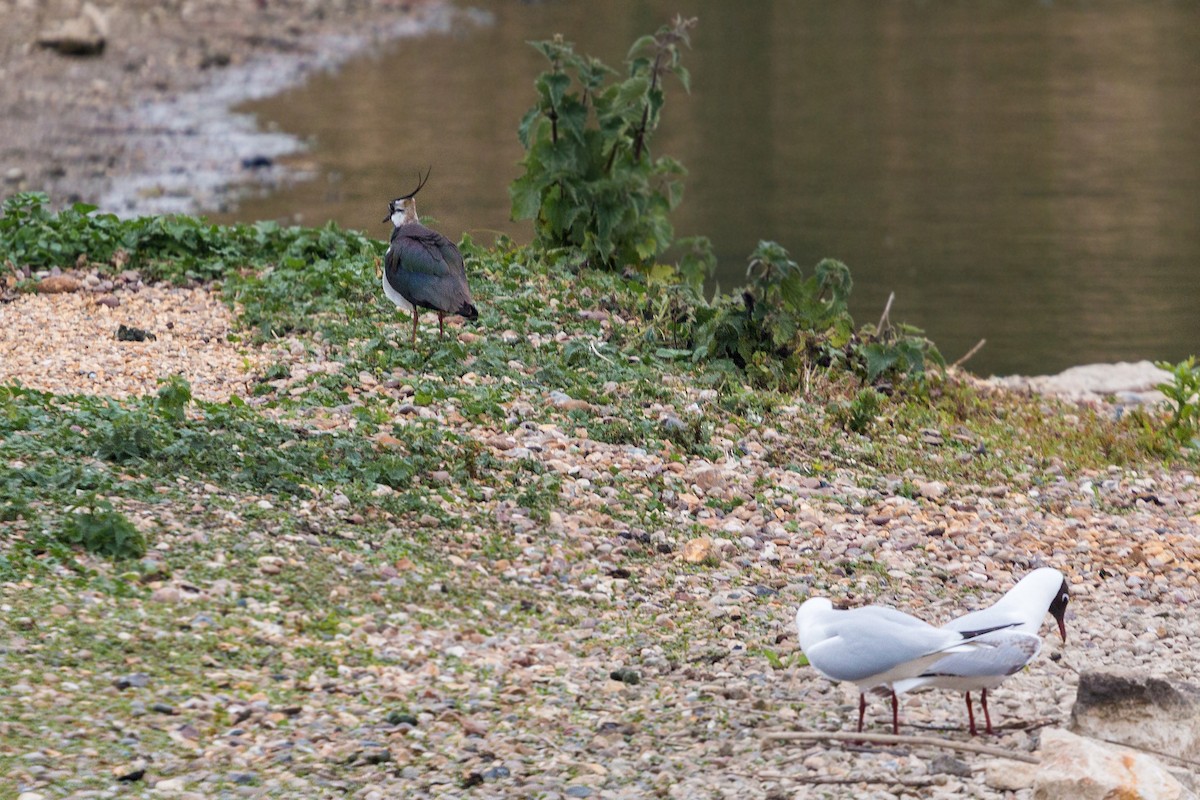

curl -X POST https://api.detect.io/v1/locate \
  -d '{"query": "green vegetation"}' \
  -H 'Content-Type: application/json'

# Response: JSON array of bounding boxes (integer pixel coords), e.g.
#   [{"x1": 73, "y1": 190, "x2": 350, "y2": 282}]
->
[
  {"x1": 0, "y1": 17, "x2": 1196, "y2": 793},
  {"x1": 1155, "y1": 356, "x2": 1200, "y2": 448},
  {"x1": 511, "y1": 16, "x2": 696, "y2": 271},
  {"x1": 59, "y1": 498, "x2": 147, "y2": 560},
  {"x1": 510, "y1": 19, "x2": 940, "y2": 392}
]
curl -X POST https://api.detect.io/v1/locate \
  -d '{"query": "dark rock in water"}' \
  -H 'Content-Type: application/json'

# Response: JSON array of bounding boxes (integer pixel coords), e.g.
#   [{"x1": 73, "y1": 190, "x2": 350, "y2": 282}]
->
[
  {"x1": 241, "y1": 155, "x2": 274, "y2": 169},
  {"x1": 116, "y1": 324, "x2": 156, "y2": 342},
  {"x1": 37, "y1": 7, "x2": 107, "y2": 57},
  {"x1": 1070, "y1": 669, "x2": 1200, "y2": 761}
]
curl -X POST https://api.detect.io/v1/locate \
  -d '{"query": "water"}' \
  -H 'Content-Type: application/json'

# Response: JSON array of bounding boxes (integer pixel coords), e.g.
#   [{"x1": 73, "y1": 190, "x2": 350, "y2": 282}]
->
[{"x1": 214, "y1": 0, "x2": 1200, "y2": 376}]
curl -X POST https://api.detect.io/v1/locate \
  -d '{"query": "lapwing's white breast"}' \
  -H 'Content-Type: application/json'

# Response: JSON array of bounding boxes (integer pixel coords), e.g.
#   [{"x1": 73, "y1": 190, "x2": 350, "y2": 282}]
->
[{"x1": 382, "y1": 268, "x2": 414, "y2": 313}]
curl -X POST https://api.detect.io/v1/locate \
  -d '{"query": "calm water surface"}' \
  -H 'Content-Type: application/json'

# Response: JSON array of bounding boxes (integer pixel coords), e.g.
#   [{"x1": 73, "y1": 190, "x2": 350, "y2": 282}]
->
[{"x1": 215, "y1": 0, "x2": 1200, "y2": 376}]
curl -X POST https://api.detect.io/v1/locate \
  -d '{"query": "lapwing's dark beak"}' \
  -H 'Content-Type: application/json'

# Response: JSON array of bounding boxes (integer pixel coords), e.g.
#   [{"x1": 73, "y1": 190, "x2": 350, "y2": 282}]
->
[{"x1": 382, "y1": 214, "x2": 391, "y2": 223}]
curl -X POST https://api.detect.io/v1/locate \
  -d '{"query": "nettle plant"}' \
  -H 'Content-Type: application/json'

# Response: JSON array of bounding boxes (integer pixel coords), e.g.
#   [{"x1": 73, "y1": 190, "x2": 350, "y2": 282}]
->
[
  {"x1": 691, "y1": 241, "x2": 943, "y2": 391},
  {"x1": 510, "y1": 16, "x2": 696, "y2": 270}
]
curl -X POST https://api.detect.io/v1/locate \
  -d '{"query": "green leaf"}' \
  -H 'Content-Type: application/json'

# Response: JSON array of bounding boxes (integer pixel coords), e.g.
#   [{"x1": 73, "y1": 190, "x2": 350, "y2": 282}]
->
[
  {"x1": 509, "y1": 175, "x2": 543, "y2": 222},
  {"x1": 863, "y1": 343, "x2": 901, "y2": 382}
]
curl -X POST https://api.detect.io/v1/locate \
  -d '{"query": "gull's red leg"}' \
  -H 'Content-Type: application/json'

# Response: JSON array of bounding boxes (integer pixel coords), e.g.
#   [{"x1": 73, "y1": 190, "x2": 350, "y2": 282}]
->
[
  {"x1": 965, "y1": 692, "x2": 977, "y2": 736},
  {"x1": 891, "y1": 690, "x2": 899, "y2": 734},
  {"x1": 982, "y1": 689, "x2": 994, "y2": 735},
  {"x1": 857, "y1": 693, "x2": 867, "y2": 733}
]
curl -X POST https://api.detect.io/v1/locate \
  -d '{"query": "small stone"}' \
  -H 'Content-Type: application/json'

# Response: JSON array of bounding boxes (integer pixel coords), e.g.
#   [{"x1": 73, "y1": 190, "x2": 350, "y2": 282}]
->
[
  {"x1": 4, "y1": 167, "x2": 25, "y2": 183},
  {"x1": 37, "y1": 275, "x2": 83, "y2": 294},
  {"x1": 682, "y1": 536, "x2": 716, "y2": 564},
  {"x1": 916, "y1": 480, "x2": 947, "y2": 500},
  {"x1": 609, "y1": 668, "x2": 640, "y2": 685},
  {"x1": 385, "y1": 711, "x2": 419, "y2": 726},
  {"x1": 151, "y1": 586, "x2": 181, "y2": 603},
  {"x1": 114, "y1": 673, "x2": 151, "y2": 689},
  {"x1": 929, "y1": 754, "x2": 971, "y2": 778},
  {"x1": 566, "y1": 787, "x2": 593, "y2": 798},
  {"x1": 36, "y1": 6, "x2": 106, "y2": 55}
]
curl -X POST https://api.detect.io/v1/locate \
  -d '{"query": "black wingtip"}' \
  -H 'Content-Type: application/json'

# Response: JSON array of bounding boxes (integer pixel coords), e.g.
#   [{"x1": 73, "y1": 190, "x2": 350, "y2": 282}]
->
[{"x1": 958, "y1": 622, "x2": 1021, "y2": 640}]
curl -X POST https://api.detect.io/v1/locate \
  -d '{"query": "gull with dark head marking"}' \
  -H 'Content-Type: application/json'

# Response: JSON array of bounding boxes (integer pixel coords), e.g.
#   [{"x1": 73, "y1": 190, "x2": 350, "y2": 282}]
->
[
  {"x1": 796, "y1": 597, "x2": 1016, "y2": 734},
  {"x1": 892, "y1": 567, "x2": 1070, "y2": 735}
]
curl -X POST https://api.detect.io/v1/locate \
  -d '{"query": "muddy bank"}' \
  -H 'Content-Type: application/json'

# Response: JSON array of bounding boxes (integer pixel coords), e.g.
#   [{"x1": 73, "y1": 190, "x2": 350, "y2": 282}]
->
[{"x1": 0, "y1": 0, "x2": 461, "y2": 216}]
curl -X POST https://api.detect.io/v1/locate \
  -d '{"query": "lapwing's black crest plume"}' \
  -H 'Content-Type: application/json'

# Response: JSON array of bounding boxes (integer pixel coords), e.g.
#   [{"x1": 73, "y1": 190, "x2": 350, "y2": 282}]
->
[
  {"x1": 379, "y1": 168, "x2": 478, "y2": 345},
  {"x1": 383, "y1": 168, "x2": 432, "y2": 222}
]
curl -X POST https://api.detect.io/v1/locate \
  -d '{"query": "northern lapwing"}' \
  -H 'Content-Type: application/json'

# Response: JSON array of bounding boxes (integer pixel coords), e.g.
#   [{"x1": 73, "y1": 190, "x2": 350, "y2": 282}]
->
[{"x1": 381, "y1": 169, "x2": 478, "y2": 345}]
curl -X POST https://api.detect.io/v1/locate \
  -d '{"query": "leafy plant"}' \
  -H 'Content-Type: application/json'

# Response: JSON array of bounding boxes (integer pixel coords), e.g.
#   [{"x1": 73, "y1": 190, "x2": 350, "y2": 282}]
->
[
  {"x1": 510, "y1": 17, "x2": 696, "y2": 270},
  {"x1": 690, "y1": 243, "x2": 854, "y2": 389},
  {"x1": 0, "y1": 191, "x2": 383, "y2": 285},
  {"x1": 1155, "y1": 356, "x2": 1200, "y2": 448},
  {"x1": 832, "y1": 387, "x2": 884, "y2": 434},
  {"x1": 684, "y1": 242, "x2": 942, "y2": 391},
  {"x1": 59, "y1": 498, "x2": 147, "y2": 559},
  {"x1": 156, "y1": 373, "x2": 193, "y2": 423}
]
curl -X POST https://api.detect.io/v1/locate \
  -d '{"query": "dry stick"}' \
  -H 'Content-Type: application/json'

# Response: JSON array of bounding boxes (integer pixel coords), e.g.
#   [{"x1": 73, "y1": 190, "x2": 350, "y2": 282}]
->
[
  {"x1": 1089, "y1": 736, "x2": 1200, "y2": 770},
  {"x1": 950, "y1": 338, "x2": 988, "y2": 369},
  {"x1": 748, "y1": 773, "x2": 944, "y2": 787},
  {"x1": 876, "y1": 291, "x2": 895, "y2": 334},
  {"x1": 760, "y1": 730, "x2": 1040, "y2": 765}
]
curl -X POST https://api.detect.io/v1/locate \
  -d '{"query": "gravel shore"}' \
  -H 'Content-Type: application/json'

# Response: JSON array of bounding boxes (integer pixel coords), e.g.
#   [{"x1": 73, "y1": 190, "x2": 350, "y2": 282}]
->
[
  {"x1": 2, "y1": 264, "x2": 1198, "y2": 798},
  {"x1": 0, "y1": 0, "x2": 451, "y2": 215},
  {"x1": 2, "y1": 3, "x2": 1198, "y2": 796}
]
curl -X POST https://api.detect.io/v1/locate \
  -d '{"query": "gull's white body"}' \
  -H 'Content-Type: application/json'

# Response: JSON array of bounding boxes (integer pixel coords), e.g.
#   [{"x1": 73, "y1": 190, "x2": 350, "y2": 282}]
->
[
  {"x1": 892, "y1": 567, "x2": 1070, "y2": 734},
  {"x1": 795, "y1": 597, "x2": 1006, "y2": 733},
  {"x1": 796, "y1": 598, "x2": 983, "y2": 692}
]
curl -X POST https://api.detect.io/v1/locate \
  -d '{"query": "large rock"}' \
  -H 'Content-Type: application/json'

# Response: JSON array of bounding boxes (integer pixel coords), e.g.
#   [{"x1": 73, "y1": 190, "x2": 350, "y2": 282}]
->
[
  {"x1": 1070, "y1": 670, "x2": 1200, "y2": 761},
  {"x1": 990, "y1": 360, "x2": 1170, "y2": 405},
  {"x1": 1032, "y1": 728, "x2": 1186, "y2": 800}
]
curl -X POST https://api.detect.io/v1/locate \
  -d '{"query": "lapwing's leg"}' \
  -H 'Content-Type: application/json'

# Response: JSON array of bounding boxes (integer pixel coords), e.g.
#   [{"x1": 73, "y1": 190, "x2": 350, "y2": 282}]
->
[
  {"x1": 411, "y1": 311, "x2": 418, "y2": 346},
  {"x1": 857, "y1": 693, "x2": 867, "y2": 733},
  {"x1": 890, "y1": 690, "x2": 899, "y2": 734},
  {"x1": 437, "y1": 312, "x2": 445, "y2": 338},
  {"x1": 981, "y1": 689, "x2": 994, "y2": 735},
  {"x1": 965, "y1": 692, "x2": 977, "y2": 736}
]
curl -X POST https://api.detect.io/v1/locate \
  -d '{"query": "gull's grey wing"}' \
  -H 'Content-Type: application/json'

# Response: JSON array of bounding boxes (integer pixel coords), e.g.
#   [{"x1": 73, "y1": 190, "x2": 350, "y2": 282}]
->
[
  {"x1": 893, "y1": 631, "x2": 1041, "y2": 694},
  {"x1": 805, "y1": 610, "x2": 970, "y2": 685}
]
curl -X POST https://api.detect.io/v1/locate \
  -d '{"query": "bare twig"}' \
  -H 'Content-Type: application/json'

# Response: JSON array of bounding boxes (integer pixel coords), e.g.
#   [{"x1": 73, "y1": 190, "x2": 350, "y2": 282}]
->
[
  {"x1": 1089, "y1": 736, "x2": 1200, "y2": 770},
  {"x1": 875, "y1": 291, "x2": 895, "y2": 334},
  {"x1": 742, "y1": 772, "x2": 944, "y2": 787},
  {"x1": 760, "y1": 730, "x2": 1040, "y2": 764},
  {"x1": 589, "y1": 340, "x2": 614, "y2": 364},
  {"x1": 950, "y1": 338, "x2": 987, "y2": 369}
]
